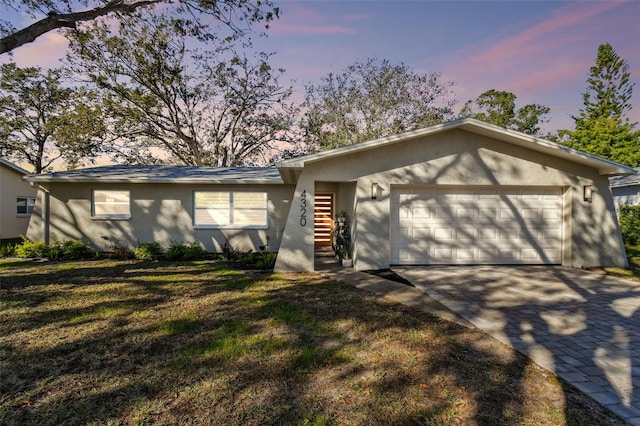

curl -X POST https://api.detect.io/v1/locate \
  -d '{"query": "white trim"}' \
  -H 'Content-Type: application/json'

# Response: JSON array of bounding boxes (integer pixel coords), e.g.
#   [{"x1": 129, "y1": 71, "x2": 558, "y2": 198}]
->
[
  {"x1": 91, "y1": 189, "x2": 131, "y2": 220},
  {"x1": 193, "y1": 190, "x2": 268, "y2": 229},
  {"x1": 16, "y1": 196, "x2": 36, "y2": 216}
]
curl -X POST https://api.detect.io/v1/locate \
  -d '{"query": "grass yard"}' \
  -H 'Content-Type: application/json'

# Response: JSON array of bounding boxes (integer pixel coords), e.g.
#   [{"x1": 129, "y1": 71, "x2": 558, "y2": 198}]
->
[
  {"x1": 595, "y1": 245, "x2": 640, "y2": 281},
  {"x1": 0, "y1": 259, "x2": 625, "y2": 425}
]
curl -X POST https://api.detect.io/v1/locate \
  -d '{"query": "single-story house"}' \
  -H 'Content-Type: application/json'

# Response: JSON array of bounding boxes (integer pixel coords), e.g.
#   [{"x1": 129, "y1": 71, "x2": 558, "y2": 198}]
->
[
  {"x1": 24, "y1": 118, "x2": 634, "y2": 271},
  {"x1": 609, "y1": 168, "x2": 640, "y2": 208},
  {"x1": 1, "y1": 158, "x2": 37, "y2": 240}
]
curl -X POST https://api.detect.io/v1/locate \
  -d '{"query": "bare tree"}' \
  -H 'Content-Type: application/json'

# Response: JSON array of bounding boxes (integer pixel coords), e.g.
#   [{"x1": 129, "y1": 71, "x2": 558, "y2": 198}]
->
[
  {"x1": 302, "y1": 58, "x2": 456, "y2": 150},
  {"x1": 0, "y1": 0, "x2": 278, "y2": 54},
  {"x1": 66, "y1": 15, "x2": 298, "y2": 166},
  {"x1": 0, "y1": 63, "x2": 105, "y2": 172}
]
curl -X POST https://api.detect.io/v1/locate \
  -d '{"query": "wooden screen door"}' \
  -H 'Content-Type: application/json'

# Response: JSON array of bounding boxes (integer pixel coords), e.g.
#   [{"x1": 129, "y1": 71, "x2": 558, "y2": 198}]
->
[{"x1": 314, "y1": 193, "x2": 334, "y2": 247}]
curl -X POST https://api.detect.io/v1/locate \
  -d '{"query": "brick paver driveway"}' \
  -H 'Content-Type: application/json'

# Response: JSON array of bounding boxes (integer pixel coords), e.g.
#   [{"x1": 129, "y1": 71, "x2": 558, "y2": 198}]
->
[{"x1": 394, "y1": 266, "x2": 640, "y2": 425}]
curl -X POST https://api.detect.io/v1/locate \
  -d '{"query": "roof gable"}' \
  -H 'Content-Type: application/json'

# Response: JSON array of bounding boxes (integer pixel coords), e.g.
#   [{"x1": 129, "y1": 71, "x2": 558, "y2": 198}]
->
[{"x1": 277, "y1": 119, "x2": 635, "y2": 183}]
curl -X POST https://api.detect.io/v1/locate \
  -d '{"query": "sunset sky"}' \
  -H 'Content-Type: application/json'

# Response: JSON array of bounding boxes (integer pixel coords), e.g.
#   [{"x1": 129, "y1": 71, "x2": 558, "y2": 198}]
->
[{"x1": 3, "y1": 0, "x2": 640, "y2": 134}]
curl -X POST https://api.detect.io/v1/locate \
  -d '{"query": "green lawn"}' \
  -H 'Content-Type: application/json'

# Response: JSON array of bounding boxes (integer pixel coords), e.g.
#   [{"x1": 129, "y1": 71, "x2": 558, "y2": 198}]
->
[
  {"x1": 595, "y1": 245, "x2": 640, "y2": 281},
  {"x1": 0, "y1": 259, "x2": 624, "y2": 425}
]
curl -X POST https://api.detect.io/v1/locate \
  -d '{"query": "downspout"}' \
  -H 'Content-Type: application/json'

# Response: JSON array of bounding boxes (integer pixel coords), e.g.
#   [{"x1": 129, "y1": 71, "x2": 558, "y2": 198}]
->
[{"x1": 41, "y1": 186, "x2": 50, "y2": 245}]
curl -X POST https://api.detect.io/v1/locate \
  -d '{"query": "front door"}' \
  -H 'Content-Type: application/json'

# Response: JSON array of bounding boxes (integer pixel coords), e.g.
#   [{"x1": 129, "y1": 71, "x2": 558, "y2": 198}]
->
[{"x1": 314, "y1": 193, "x2": 334, "y2": 247}]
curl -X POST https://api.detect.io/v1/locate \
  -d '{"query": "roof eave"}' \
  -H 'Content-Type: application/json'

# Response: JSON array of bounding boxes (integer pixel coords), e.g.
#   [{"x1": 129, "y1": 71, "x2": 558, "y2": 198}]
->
[
  {"x1": 25, "y1": 176, "x2": 284, "y2": 185},
  {"x1": 276, "y1": 166, "x2": 304, "y2": 184},
  {"x1": 1, "y1": 158, "x2": 31, "y2": 175}
]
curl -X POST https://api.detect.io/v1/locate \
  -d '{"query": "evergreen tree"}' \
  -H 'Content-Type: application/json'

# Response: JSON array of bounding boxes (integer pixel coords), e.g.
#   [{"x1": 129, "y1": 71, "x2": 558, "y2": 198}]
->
[{"x1": 562, "y1": 43, "x2": 640, "y2": 167}]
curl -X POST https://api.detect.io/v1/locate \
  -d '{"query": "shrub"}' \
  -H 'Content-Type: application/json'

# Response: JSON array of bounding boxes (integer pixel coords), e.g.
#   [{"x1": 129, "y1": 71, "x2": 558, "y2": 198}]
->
[
  {"x1": 184, "y1": 242, "x2": 207, "y2": 260},
  {"x1": 60, "y1": 240, "x2": 95, "y2": 259},
  {"x1": 109, "y1": 243, "x2": 135, "y2": 259},
  {"x1": 165, "y1": 241, "x2": 187, "y2": 261},
  {"x1": 620, "y1": 205, "x2": 640, "y2": 245},
  {"x1": 237, "y1": 251, "x2": 256, "y2": 266},
  {"x1": 221, "y1": 239, "x2": 237, "y2": 260},
  {"x1": 14, "y1": 238, "x2": 49, "y2": 258},
  {"x1": 44, "y1": 240, "x2": 95, "y2": 260},
  {"x1": 256, "y1": 252, "x2": 277, "y2": 270},
  {"x1": 165, "y1": 241, "x2": 208, "y2": 261},
  {"x1": 134, "y1": 241, "x2": 164, "y2": 260},
  {"x1": 0, "y1": 242, "x2": 16, "y2": 257}
]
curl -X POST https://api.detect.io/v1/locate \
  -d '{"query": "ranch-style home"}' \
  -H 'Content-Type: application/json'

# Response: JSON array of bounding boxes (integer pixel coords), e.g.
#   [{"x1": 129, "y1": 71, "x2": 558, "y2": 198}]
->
[
  {"x1": 24, "y1": 118, "x2": 634, "y2": 271},
  {"x1": 609, "y1": 168, "x2": 640, "y2": 208},
  {"x1": 1, "y1": 158, "x2": 37, "y2": 240}
]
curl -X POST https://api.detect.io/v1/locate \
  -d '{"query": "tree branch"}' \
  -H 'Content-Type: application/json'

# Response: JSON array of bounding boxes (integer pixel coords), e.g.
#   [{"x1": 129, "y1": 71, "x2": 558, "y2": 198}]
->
[{"x1": 1, "y1": 0, "x2": 160, "y2": 54}]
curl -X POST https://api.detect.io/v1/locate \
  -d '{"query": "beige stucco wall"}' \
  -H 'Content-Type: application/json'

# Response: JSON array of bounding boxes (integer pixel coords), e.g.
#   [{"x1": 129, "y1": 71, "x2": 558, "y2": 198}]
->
[
  {"x1": 274, "y1": 129, "x2": 627, "y2": 271},
  {"x1": 1, "y1": 165, "x2": 36, "y2": 240},
  {"x1": 26, "y1": 182, "x2": 294, "y2": 252}
]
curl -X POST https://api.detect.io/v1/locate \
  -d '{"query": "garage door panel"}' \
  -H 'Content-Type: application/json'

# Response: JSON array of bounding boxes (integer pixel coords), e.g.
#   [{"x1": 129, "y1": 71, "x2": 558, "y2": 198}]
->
[
  {"x1": 411, "y1": 226, "x2": 431, "y2": 240},
  {"x1": 478, "y1": 208, "x2": 498, "y2": 221},
  {"x1": 542, "y1": 208, "x2": 562, "y2": 221},
  {"x1": 499, "y1": 228, "x2": 519, "y2": 240},
  {"x1": 478, "y1": 228, "x2": 498, "y2": 240},
  {"x1": 456, "y1": 227, "x2": 476, "y2": 241},
  {"x1": 542, "y1": 227, "x2": 562, "y2": 240},
  {"x1": 390, "y1": 187, "x2": 563, "y2": 265},
  {"x1": 412, "y1": 207, "x2": 432, "y2": 219},
  {"x1": 456, "y1": 248, "x2": 475, "y2": 260},
  {"x1": 434, "y1": 248, "x2": 453, "y2": 260},
  {"x1": 433, "y1": 227, "x2": 454, "y2": 240},
  {"x1": 455, "y1": 207, "x2": 475, "y2": 220}
]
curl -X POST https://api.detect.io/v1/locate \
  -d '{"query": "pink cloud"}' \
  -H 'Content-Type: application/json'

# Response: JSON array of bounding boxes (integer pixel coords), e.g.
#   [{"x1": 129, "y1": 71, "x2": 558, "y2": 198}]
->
[
  {"x1": 467, "y1": 1, "x2": 623, "y2": 67},
  {"x1": 435, "y1": 0, "x2": 639, "y2": 128},
  {"x1": 0, "y1": 31, "x2": 68, "y2": 69},
  {"x1": 268, "y1": 3, "x2": 360, "y2": 36}
]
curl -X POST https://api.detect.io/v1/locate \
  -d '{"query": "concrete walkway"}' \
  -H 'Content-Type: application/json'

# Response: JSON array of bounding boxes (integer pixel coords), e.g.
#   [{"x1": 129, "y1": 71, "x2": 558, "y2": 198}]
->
[{"x1": 317, "y1": 259, "x2": 640, "y2": 425}]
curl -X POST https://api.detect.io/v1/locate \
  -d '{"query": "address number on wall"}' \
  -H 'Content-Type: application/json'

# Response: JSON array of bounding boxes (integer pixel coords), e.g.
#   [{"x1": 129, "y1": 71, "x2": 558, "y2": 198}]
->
[{"x1": 299, "y1": 190, "x2": 307, "y2": 226}]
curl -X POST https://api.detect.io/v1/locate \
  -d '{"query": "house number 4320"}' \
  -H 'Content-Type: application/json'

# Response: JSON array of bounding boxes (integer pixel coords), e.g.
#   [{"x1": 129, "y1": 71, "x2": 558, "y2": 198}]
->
[{"x1": 299, "y1": 190, "x2": 307, "y2": 226}]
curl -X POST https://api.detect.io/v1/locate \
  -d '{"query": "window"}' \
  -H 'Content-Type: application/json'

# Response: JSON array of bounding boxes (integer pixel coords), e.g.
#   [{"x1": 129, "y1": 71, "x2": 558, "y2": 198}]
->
[
  {"x1": 17, "y1": 197, "x2": 36, "y2": 215},
  {"x1": 194, "y1": 191, "x2": 268, "y2": 228},
  {"x1": 92, "y1": 190, "x2": 130, "y2": 219}
]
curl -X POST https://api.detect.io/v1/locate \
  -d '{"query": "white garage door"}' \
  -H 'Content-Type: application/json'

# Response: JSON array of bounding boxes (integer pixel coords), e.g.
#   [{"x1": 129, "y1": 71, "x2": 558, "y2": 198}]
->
[{"x1": 390, "y1": 187, "x2": 563, "y2": 265}]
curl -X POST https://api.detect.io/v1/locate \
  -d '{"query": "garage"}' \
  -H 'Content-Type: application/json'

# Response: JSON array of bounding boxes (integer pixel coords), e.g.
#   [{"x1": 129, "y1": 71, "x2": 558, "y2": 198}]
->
[{"x1": 390, "y1": 186, "x2": 564, "y2": 265}]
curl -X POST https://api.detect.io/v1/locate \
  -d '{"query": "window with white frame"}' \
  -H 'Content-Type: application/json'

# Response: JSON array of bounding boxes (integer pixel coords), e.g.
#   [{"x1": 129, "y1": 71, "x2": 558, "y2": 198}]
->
[
  {"x1": 194, "y1": 191, "x2": 268, "y2": 228},
  {"x1": 17, "y1": 197, "x2": 36, "y2": 215},
  {"x1": 92, "y1": 190, "x2": 130, "y2": 219}
]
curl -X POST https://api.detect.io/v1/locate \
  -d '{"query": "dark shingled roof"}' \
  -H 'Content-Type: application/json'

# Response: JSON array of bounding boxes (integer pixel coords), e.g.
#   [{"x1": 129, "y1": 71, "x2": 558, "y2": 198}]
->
[
  {"x1": 610, "y1": 168, "x2": 640, "y2": 188},
  {"x1": 25, "y1": 165, "x2": 284, "y2": 184}
]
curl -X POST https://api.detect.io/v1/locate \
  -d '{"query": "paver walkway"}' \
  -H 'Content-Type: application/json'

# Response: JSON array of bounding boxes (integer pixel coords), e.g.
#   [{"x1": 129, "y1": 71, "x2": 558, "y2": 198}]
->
[{"x1": 394, "y1": 265, "x2": 640, "y2": 426}]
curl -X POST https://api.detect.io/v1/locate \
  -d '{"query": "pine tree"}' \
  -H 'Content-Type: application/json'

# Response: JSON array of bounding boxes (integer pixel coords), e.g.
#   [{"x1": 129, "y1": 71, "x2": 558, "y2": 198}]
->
[{"x1": 563, "y1": 43, "x2": 640, "y2": 167}]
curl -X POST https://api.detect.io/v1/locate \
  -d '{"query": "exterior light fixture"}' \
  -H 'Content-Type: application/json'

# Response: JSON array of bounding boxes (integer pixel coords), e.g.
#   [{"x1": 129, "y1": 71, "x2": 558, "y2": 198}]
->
[
  {"x1": 583, "y1": 185, "x2": 593, "y2": 202},
  {"x1": 371, "y1": 182, "x2": 379, "y2": 200}
]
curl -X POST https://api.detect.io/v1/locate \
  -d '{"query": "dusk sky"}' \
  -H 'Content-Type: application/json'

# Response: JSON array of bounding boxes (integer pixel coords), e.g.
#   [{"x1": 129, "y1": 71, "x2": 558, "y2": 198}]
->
[{"x1": 4, "y1": 0, "x2": 640, "y2": 134}]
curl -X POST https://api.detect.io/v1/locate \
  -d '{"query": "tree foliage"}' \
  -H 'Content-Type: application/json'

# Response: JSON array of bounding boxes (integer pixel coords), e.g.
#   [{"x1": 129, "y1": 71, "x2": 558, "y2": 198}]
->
[
  {"x1": 0, "y1": 62, "x2": 105, "y2": 172},
  {"x1": 619, "y1": 205, "x2": 640, "y2": 246},
  {"x1": 459, "y1": 89, "x2": 550, "y2": 136},
  {"x1": 561, "y1": 43, "x2": 640, "y2": 167},
  {"x1": 0, "y1": 0, "x2": 279, "y2": 54},
  {"x1": 302, "y1": 57, "x2": 456, "y2": 150},
  {"x1": 66, "y1": 16, "x2": 297, "y2": 166}
]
